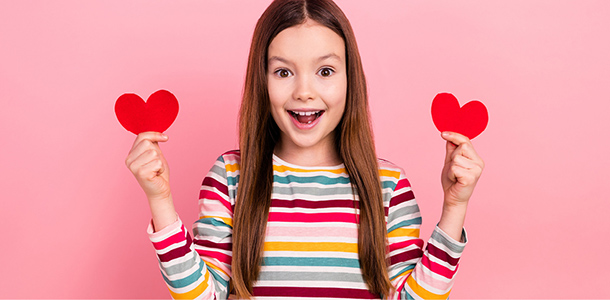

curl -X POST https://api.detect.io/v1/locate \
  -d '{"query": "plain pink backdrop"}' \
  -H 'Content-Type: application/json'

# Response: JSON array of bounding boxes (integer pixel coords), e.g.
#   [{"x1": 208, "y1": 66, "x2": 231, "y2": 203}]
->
[{"x1": 1, "y1": 0, "x2": 609, "y2": 298}]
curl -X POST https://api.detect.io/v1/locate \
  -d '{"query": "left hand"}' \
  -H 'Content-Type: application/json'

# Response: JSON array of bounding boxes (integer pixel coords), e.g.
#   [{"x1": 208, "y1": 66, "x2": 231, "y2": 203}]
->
[{"x1": 441, "y1": 131, "x2": 485, "y2": 207}]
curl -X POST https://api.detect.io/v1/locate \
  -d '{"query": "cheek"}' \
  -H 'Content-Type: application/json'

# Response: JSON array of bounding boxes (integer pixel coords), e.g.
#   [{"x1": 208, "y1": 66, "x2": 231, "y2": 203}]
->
[
  {"x1": 268, "y1": 79, "x2": 289, "y2": 106},
  {"x1": 321, "y1": 80, "x2": 347, "y2": 109}
]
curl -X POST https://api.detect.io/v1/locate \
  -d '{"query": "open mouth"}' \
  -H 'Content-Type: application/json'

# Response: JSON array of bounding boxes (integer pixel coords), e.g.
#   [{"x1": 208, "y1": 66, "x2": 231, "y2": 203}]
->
[{"x1": 288, "y1": 110, "x2": 324, "y2": 124}]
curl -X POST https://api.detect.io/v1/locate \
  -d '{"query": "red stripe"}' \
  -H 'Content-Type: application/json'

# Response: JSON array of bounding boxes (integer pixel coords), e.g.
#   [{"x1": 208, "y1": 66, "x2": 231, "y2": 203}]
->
[
  {"x1": 199, "y1": 189, "x2": 231, "y2": 212},
  {"x1": 224, "y1": 150, "x2": 240, "y2": 156},
  {"x1": 388, "y1": 239, "x2": 424, "y2": 253},
  {"x1": 389, "y1": 190, "x2": 415, "y2": 208},
  {"x1": 196, "y1": 249, "x2": 232, "y2": 265},
  {"x1": 420, "y1": 254, "x2": 457, "y2": 279},
  {"x1": 427, "y1": 243, "x2": 460, "y2": 266},
  {"x1": 152, "y1": 225, "x2": 187, "y2": 250},
  {"x1": 194, "y1": 239, "x2": 232, "y2": 251},
  {"x1": 201, "y1": 176, "x2": 228, "y2": 197},
  {"x1": 394, "y1": 178, "x2": 411, "y2": 191},
  {"x1": 158, "y1": 233, "x2": 193, "y2": 262},
  {"x1": 252, "y1": 286, "x2": 378, "y2": 298},
  {"x1": 268, "y1": 212, "x2": 358, "y2": 223},
  {"x1": 271, "y1": 199, "x2": 357, "y2": 209},
  {"x1": 390, "y1": 247, "x2": 424, "y2": 265}
]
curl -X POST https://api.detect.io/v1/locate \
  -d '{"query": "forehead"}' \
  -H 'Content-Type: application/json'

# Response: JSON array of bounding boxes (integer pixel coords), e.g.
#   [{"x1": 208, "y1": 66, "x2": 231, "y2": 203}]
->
[{"x1": 268, "y1": 20, "x2": 345, "y2": 61}]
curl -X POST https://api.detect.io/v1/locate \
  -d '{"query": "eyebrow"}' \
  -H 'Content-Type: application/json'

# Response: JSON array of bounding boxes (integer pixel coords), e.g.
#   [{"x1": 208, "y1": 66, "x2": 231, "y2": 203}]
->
[{"x1": 268, "y1": 53, "x2": 342, "y2": 64}]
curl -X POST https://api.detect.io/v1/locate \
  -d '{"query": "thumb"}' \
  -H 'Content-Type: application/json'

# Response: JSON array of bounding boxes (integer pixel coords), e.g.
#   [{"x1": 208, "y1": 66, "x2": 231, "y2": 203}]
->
[{"x1": 442, "y1": 132, "x2": 457, "y2": 164}]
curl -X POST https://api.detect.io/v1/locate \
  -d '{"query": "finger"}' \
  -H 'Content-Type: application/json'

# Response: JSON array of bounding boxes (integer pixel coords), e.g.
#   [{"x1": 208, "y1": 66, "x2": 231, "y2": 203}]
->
[
  {"x1": 441, "y1": 131, "x2": 459, "y2": 164},
  {"x1": 441, "y1": 131, "x2": 471, "y2": 147},
  {"x1": 450, "y1": 142, "x2": 477, "y2": 162},
  {"x1": 138, "y1": 157, "x2": 166, "y2": 181},
  {"x1": 450, "y1": 164, "x2": 480, "y2": 187},
  {"x1": 451, "y1": 154, "x2": 476, "y2": 170},
  {"x1": 126, "y1": 133, "x2": 168, "y2": 166},
  {"x1": 442, "y1": 132, "x2": 480, "y2": 162},
  {"x1": 450, "y1": 142, "x2": 484, "y2": 170},
  {"x1": 126, "y1": 139, "x2": 161, "y2": 168},
  {"x1": 130, "y1": 131, "x2": 169, "y2": 152},
  {"x1": 127, "y1": 148, "x2": 164, "y2": 176}
]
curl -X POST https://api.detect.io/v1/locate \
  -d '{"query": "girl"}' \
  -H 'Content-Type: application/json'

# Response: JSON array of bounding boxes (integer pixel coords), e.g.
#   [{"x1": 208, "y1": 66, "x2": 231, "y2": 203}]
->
[{"x1": 125, "y1": 0, "x2": 484, "y2": 299}]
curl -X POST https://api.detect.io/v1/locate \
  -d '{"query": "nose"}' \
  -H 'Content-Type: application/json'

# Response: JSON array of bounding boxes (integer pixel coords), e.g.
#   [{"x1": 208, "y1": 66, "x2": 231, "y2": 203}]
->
[{"x1": 293, "y1": 74, "x2": 315, "y2": 101}]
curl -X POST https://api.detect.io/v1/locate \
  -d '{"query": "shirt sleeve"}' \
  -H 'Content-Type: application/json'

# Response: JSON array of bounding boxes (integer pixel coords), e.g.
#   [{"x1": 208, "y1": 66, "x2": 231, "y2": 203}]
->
[
  {"x1": 147, "y1": 155, "x2": 234, "y2": 299},
  {"x1": 386, "y1": 170, "x2": 468, "y2": 300}
]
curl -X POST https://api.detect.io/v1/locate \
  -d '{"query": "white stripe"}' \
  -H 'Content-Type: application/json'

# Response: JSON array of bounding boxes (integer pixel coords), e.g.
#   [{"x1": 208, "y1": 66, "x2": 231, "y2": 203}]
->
[
  {"x1": 269, "y1": 206, "x2": 358, "y2": 214},
  {"x1": 264, "y1": 251, "x2": 358, "y2": 259},
  {"x1": 264, "y1": 235, "x2": 357, "y2": 243},
  {"x1": 271, "y1": 193, "x2": 356, "y2": 201},
  {"x1": 254, "y1": 280, "x2": 369, "y2": 290}
]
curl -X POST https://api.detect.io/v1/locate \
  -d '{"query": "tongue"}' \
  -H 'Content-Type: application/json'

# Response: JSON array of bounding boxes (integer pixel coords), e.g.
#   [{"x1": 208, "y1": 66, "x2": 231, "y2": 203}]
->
[{"x1": 296, "y1": 114, "x2": 317, "y2": 124}]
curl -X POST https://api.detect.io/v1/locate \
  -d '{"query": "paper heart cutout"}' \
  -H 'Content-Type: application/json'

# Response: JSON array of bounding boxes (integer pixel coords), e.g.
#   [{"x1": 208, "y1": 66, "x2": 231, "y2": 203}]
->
[
  {"x1": 114, "y1": 89, "x2": 179, "y2": 135},
  {"x1": 431, "y1": 92, "x2": 488, "y2": 140}
]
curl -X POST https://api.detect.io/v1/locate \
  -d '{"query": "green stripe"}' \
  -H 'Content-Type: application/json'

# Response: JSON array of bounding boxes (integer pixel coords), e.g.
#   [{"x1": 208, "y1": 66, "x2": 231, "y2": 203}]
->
[
  {"x1": 389, "y1": 265, "x2": 415, "y2": 280},
  {"x1": 274, "y1": 174, "x2": 350, "y2": 185},
  {"x1": 263, "y1": 256, "x2": 360, "y2": 268},
  {"x1": 387, "y1": 217, "x2": 422, "y2": 233},
  {"x1": 195, "y1": 217, "x2": 232, "y2": 231}
]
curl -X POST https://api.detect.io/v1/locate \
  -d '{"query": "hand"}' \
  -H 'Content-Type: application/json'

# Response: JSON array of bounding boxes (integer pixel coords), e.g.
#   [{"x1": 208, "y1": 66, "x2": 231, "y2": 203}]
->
[
  {"x1": 125, "y1": 132, "x2": 171, "y2": 202},
  {"x1": 440, "y1": 131, "x2": 485, "y2": 207}
]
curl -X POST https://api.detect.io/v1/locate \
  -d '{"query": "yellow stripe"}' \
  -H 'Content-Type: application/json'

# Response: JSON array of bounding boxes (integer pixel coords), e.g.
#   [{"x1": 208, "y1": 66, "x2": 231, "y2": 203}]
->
[
  {"x1": 406, "y1": 275, "x2": 451, "y2": 299},
  {"x1": 273, "y1": 164, "x2": 346, "y2": 174},
  {"x1": 225, "y1": 163, "x2": 240, "y2": 172},
  {"x1": 264, "y1": 241, "x2": 357, "y2": 252},
  {"x1": 205, "y1": 260, "x2": 228, "y2": 277},
  {"x1": 229, "y1": 162, "x2": 399, "y2": 178},
  {"x1": 169, "y1": 268, "x2": 210, "y2": 299},
  {"x1": 199, "y1": 216, "x2": 233, "y2": 227},
  {"x1": 388, "y1": 228, "x2": 420, "y2": 238},
  {"x1": 379, "y1": 169, "x2": 400, "y2": 179},
  {"x1": 393, "y1": 268, "x2": 413, "y2": 281}
]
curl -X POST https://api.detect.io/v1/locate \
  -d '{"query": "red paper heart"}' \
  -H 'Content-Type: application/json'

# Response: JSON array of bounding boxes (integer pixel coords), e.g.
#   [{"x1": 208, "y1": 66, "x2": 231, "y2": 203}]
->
[
  {"x1": 114, "y1": 90, "x2": 179, "y2": 135},
  {"x1": 431, "y1": 92, "x2": 488, "y2": 140}
]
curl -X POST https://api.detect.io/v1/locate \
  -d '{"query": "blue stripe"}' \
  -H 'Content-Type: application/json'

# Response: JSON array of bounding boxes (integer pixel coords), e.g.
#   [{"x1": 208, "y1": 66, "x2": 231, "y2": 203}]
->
[
  {"x1": 196, "y1": 217, "x2": 232, "y2": 229},
  {"x1": 403, "y1": 289, "x2": 416, "y2": 300},
  {"x1": 390, "y1": 265, "x2": 415, "y2": 281},
  {"x1": 387, "y1": 217, "x2": 422, "y2": 233},
  {"x1": 263, "y1": 256, "x2": 360, "y2": 268},
  {"x1": 206, "y1": 264, "x2": 229, "y2": 289},
  {"x1": 273, "y1": 174, "x2": 351, "y2": 185},
  {"x1": 226, "y1": 174, "x2": 239, "y2": 189},
  {"x1": 382, "y1": 180, "x2": 396, "y2": 190}
]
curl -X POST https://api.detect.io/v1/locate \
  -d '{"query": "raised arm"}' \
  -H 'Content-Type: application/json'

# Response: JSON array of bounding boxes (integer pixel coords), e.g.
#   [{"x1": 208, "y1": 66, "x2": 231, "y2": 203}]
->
[
  {"x1": 438, "y1": 131, "x2": 484, "y2": 241},
  {"x1": 126, "y1": 133, "x2": 232, "y2": 299},
  {"x1": 125, "y1": 131, "x2": 177, "y2": 230}
]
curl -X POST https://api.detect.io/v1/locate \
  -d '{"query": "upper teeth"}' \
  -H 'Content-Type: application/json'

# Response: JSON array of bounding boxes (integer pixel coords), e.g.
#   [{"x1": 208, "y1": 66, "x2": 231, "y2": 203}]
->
[{"x1": 294, "y1": 111, "x2": 319, "y2": 116}]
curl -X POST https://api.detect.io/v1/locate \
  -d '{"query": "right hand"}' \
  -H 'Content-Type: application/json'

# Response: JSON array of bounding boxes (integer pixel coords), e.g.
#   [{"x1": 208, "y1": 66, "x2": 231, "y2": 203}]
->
[{"x1": 125, "y1": 131, "x2": 171, "y2": 202}]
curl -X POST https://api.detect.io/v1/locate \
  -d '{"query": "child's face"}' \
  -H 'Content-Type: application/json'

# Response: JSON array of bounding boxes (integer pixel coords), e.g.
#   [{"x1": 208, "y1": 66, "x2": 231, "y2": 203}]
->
[{"x1": 267, "y1": 19, "x2": 347, "y2": 157}]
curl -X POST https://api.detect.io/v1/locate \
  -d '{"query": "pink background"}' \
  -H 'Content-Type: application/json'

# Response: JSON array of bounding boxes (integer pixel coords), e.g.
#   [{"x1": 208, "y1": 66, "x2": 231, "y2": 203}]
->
[{"x1": 1, "y1": 0, "x2": 609, "y2": 298}]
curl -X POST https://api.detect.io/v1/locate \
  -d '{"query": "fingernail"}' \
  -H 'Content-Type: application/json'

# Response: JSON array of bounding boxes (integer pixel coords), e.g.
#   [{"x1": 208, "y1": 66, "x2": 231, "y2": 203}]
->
[
  {"x1": 161, "y1": 134, "x2": 168, "y2": 139},
  {"x1": 442, "y1": 132, "x2": 450, "y2": 137}
]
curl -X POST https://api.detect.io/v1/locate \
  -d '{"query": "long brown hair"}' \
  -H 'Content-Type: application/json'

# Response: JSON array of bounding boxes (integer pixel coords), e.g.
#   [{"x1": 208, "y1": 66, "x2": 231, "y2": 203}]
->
[{"x1": 233, "y1": 0, "x2": 393, "y2": 298}]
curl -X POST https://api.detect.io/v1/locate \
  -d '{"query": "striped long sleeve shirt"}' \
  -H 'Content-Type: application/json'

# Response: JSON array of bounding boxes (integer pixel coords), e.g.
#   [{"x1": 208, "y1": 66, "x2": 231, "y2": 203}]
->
[{"x1": 148, "y1": 150, "x2": 467, "y2": 299}]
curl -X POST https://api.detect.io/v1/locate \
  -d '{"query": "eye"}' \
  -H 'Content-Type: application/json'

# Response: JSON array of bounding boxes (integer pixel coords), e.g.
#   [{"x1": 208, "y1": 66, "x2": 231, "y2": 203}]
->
[
  {"x1": 274, "y1": 68, "x2": 292, "y2": 78},
  {"x1": 318, "y1": 67, "x2": 335, "y2": 77}
]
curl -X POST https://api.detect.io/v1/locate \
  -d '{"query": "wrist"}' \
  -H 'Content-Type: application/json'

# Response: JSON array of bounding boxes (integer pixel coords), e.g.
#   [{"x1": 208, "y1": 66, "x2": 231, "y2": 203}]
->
[
  {"x1": 438, "y1": 201, "x2": 468, "y2": 242},
  {"x1": 442, "y1": 198, "x2": 469, "y2": 210},
  {"x1": 149, "y1": 195, "x2": 178, "y2": 232}
]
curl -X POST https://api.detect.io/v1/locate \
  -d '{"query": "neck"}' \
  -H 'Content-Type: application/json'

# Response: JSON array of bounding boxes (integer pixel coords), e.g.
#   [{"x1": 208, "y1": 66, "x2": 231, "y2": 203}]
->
[{"x1": 274, "y1": 136, "x2": 341, "y2": 167}]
